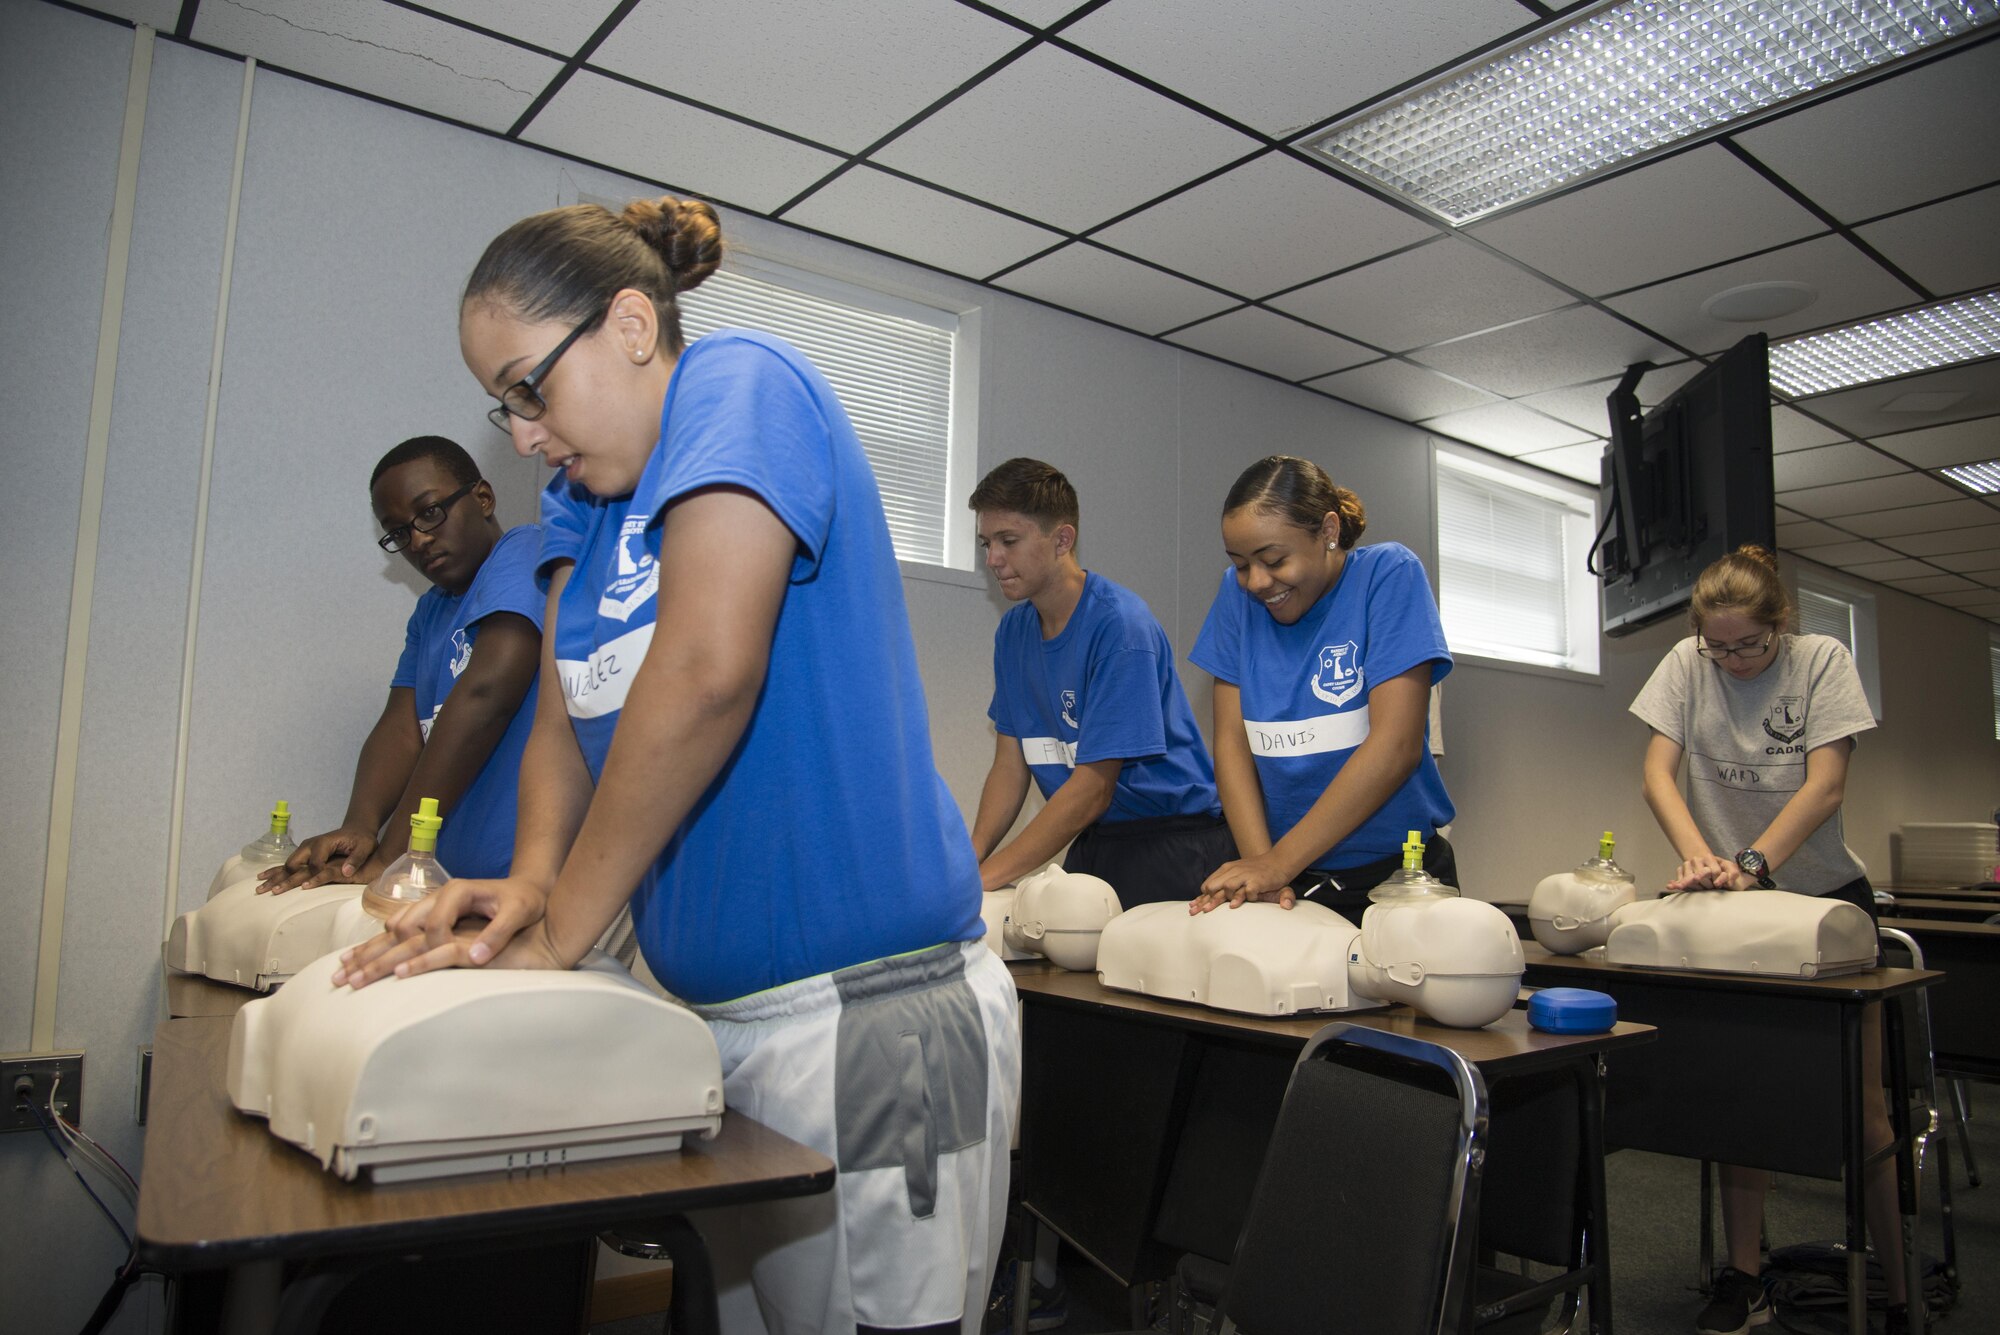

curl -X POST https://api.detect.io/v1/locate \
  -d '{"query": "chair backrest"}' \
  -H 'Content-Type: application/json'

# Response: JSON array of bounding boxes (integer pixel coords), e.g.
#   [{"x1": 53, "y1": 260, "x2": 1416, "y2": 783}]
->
[
  {"x1": 1219, "y1": 1023, "x2": 1488, "y2": 1335},
  {"x1": 1878, "y1": 927, "x2": 1939, "y2": 1103}
]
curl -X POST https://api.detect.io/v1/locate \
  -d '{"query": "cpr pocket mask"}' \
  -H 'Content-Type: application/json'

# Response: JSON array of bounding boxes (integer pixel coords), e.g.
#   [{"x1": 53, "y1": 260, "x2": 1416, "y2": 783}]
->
[{"x1": 227, "y1": 950, "x2": 724, "y2": 1182}]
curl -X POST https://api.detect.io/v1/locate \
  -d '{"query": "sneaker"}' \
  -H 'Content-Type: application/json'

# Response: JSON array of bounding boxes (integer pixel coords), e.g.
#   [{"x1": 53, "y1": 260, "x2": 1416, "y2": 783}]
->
[
  {"x1": 1695, "y1": 1267, "x2": 1771, "y2": 1335},
  {"x1": 985, "y1": 1259, "x2": 1069, "y2": 1333}
]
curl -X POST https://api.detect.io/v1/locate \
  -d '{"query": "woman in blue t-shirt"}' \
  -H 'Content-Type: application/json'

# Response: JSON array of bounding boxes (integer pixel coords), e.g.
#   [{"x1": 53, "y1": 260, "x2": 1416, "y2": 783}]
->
[
  {"x1": 339, "y1": 196, "x2": 1017, "y2": 1335},
  {"x1": 1189, "y1": 456, "x2": 1456, "y2": 920}
]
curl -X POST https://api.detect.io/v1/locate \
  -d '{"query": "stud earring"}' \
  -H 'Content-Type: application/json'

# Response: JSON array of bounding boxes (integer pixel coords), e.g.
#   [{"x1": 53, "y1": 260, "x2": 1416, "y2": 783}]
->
[{"x1": 1326, "y1": 541, "x2": 1336, "y2": 550}]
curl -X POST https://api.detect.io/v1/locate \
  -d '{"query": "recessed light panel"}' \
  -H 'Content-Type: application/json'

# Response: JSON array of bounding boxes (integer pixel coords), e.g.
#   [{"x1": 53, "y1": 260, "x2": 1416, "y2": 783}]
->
[
  {"x1": 1940, "y1": 459, "x2": 2000, "y2": 493},
  {"x1": 1303, "y1": 0, "x2": 1999, "y2": 226},
  {"x1": 1768, "y1": 287, "x2": 2000, "y2": 396}
]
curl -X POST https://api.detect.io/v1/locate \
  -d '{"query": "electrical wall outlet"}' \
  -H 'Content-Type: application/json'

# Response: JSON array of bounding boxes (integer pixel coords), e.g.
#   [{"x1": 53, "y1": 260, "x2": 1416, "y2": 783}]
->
[{"x1": 3, "y1": 1051, "x2": 85, "y2": 1134}]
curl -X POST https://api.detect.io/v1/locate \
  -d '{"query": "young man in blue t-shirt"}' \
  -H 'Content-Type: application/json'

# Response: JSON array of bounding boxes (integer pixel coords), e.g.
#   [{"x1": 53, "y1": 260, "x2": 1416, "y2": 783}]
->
[
  {"x1": 969, "y1": 458, "x2": 1233, "y2": 908},
  {"x1": 260, "y1": 436, "x2": 543, "y2": 892}
]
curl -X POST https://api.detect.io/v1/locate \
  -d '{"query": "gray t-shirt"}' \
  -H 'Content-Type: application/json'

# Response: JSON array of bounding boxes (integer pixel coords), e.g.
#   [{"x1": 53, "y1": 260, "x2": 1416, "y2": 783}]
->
[{"x1": 1630, "y1": 633, "x2": 1876, "y2": 894}]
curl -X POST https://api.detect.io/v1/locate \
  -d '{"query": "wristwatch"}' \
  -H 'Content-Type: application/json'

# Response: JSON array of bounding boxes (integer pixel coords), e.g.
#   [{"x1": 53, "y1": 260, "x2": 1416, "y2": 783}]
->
[{"x1": 1733, "y1": 848, "x2": 1775, "y2": 889}]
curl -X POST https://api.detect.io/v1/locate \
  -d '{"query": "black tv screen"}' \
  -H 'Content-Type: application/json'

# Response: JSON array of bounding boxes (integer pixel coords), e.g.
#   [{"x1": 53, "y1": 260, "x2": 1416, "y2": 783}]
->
[{"x1": 1596, "y1": 333, "x2": 1775, "y2": 637}]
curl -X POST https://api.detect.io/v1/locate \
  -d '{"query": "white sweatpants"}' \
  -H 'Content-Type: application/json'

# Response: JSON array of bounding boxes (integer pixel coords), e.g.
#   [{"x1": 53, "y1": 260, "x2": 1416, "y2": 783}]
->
[{"x1": 692, "y1": 941, "x2": 1021, "y2": 1334}]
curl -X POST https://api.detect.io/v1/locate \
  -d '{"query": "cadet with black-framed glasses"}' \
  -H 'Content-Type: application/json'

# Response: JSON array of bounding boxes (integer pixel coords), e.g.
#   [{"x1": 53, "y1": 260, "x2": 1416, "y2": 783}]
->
[{"x1": 258, "y1": 436, "x2": 546, "y2": 899}]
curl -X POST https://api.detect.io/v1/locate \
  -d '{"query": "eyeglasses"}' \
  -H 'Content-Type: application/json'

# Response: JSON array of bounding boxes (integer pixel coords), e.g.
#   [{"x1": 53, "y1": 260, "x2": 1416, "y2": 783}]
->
[
  {"x1": 1694, "y1": 630, "x2": 1776, "y2": 661},
  {"x1": 486, "y1": 309, "x2": 605, "y2": 433},
  {"x1": 378, "y1": 481, "x2": 478, "y2": 553}
]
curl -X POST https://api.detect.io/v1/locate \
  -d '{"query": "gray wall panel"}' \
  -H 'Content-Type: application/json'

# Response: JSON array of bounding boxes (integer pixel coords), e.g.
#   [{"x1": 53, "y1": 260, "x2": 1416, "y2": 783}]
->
[{"x1": 0, "y1": 0, "x2": 130, "y2": 1055}]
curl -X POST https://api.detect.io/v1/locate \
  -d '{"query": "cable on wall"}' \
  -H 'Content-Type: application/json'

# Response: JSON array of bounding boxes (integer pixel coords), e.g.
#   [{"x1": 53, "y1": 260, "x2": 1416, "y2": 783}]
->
[
  {"x1": 32, "y1": 25, "x2": 154, "y2": 1053},
  {"x1": 162, "y1": 55, "x2": 256, "y2": 949}
]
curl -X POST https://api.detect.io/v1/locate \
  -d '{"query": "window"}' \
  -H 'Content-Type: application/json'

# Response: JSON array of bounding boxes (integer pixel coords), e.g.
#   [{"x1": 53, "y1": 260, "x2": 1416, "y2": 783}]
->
[
  {"x1": 1433, "y1": 447, "x2": 1600, "y2": 675},
  {"x1": 1989, "y1": 633, "x2": 2000, "y2": 742},
  {"x1": 678, "y1": 256, "x2": 975, "y2": 570},
  {"x1": 1795, "y1": 568, "x2": 1882, "y2": 721}
]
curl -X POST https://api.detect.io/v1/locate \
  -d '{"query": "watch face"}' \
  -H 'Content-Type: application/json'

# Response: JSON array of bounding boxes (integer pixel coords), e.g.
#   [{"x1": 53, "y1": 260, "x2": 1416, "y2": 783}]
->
[{"x1": 1736, "y1": 850, "x2": 1766, "y2": 875}]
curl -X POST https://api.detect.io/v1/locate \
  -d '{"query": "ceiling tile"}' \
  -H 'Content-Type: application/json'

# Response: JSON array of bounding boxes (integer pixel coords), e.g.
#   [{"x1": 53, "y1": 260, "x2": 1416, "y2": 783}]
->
[
  {"x1": 995, "y1": 243, "x2": 1238, "y2": 335},
  {"x1": 522, "y1": 71, "x2": 844, "y2": 214},
  {"x1": 1512, "y1": 441, "x2": 1607, "y2": 484},
  {"x1": 1884, "y1": 572, "x2": 1981, "y2": 594},
  {"x1": 1869, "y1": 416, "x2": 2000, "y2": 470},
  {"x1": 781, "y1": 166, "x2": 1062, "y2": 278},
  {"x1": 1417, "y1": 402, "x2": 1596, "y2": 457},
  {"x1": 1792, "y1": 539, "x2": 1900, "y2": 567},
  {"x1": 1407, "y1": 307, "x2": 1678, "y2": 398},
  {"x1": 1603, "y1": 234, "x2": 1920, "y2": 356},
  {"x1": 71, "y1": 0, "x2": 178, "y2": 29},
  {"x1": 1872, "y1": 515, "x2": 2000, "y2": 551},
  {"x1": 1772, "y1": 406, "x2": 1846, "y2": 453},
  {"x1": 978, "y1": 1, "x2": 1079, "y2": 26},
  {"x1": 871, "y1": 43, "x2": 1258, "y2": 233},
  {"x1": 1841, "y1": 557, "x2": 1943, "y2": 581},
  {"x1": 1515, "y1": 362, "x2": 1704, "y2": 433},
  {"x1": 1855, "y1": 185, "x2": 2000, "y2": 298},
  {"x1": 1165, "y1": 306, "x2": 1375, "y2": 381},
  {"x1": 592, "y1": 0, "x2": 1022, "y2": 153},
  {"x1": 1931, "y1": 591, "x2": 2000, "y2": 610},
  {"x1": 1771, "y1": 443, "x2": 1908, "y2": 491},
  {"x1": 1268, "y1": 238, "x2": 1571, "y2": 352},
  {"x1": 1064, "y1": 0, "x2": 1529, "y2": 137},
  {"x1": 1305, "y1": 359, "x2": 1498, "y2": 421},
  {"x1": 1092, "y1": 155, "x2": 1435, "y2": 299},
  {"x1": 1732, "y1": 38, "x2": 2000, "y2": 224},
  {"x1": 1469, "y1": 145, "x2": 1827, "y2": 297},
  {"x1": 1777, "y1": 470, "x2": 1960, "y2": 518},
  {"x1": 193, "y1": 0, "x2": 563, "y2": 132},
  {"x1": 1796, "y1": 359, "x2": 2000, "y2": 439},
  {"x1": 1931, "y1": 548, "x2": 2000, "y2": 574},
  {"x1": 423, "y1": 0, "x2": 622, "y2": 54},
  {"x1": 1776, "y1": 519, "x2": 1853, "y2": 548}
]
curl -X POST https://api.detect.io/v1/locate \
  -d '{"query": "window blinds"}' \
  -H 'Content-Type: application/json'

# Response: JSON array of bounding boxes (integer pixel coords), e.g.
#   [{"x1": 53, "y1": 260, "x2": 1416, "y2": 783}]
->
[
  {"x1": 680, "y1": 267, "x2": 956, "y2": 567},
  {"x1": 1798, "y1": 586, "x2": 1856, "y2": 651},
  {"x1": 1436, "y1": 461, "x2": 1574, "y2": 667}
]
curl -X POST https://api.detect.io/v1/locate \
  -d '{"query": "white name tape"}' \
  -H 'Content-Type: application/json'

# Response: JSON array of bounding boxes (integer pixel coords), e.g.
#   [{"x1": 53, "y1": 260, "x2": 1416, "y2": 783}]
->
[
  {"x1": 558, "y1": 623, "x2": 655, "y2": 720},
  {"x1": 1242, "y1": 706, "x2": 1371, "y2": 757},
  {"x1": 1020, "y1": 736, "x2": 1078, "y2": 768}
]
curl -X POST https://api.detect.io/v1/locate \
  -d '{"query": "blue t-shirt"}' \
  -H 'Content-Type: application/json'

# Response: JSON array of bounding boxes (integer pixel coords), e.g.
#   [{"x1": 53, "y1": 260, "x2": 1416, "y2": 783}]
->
[
  {"x1": 988, "y1": 571, "x2": 1219, "y2": 823},
  {"x1": 541, "y1": 329, "x2": 983, "y2": 1004},
  {"x1": 389, "y1": 523, "x2": 544, "y2": 878},
  {"x1": 1189, "y1": 542, "x2": 1454, "y2": 870}
]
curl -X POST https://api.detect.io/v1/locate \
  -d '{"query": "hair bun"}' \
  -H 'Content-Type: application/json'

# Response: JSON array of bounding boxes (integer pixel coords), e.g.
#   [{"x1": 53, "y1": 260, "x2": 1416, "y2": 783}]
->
[
  {"x1": 1734, "y1": 543, "x2": 1779, "y2": 573},
  {"x1": 622, "y1": 195, "x2": 723, "y2": 292}
]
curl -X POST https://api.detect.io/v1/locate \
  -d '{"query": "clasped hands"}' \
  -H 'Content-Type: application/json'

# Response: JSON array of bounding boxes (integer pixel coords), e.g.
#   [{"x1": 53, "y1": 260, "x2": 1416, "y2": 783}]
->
[
  {"x1": 332, "y1": 876, "x2": 567, "y2": 989},
  {"x1": 1665, "y1": 854, "x2": 1759, "y2": 894}
]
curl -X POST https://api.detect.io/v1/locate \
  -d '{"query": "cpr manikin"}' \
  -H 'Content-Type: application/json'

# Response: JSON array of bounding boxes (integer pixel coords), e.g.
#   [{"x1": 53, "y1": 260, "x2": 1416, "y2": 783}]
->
[
  {"x1": 1527, "y1": 832, "x2": 1640, "y2": 954},
  {"x1": 1097, "y1": 833, "x2": 1525, "y2": 1027},
  {"x1": 228, "y1": 950, "x2": 724, "y2": 1182},
  {"x1": 205, "y1": 800, "x2": 299, "y2": 900},
  {"x1": 167, "y1": 878, "x2": 380, "y2": 992},
  {"x1": 1599, "y1": 888, "x2": 1878, "y2": 978},
  {"x1": 983, "y1": 865, "x2": 1123, "y2": 970}
]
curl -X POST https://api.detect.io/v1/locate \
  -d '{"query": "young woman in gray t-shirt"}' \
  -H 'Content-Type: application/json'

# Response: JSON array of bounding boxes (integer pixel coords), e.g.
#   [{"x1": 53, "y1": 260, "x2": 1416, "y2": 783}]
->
[{"x1": 1631, "y1": 544, "x2": 1906, "y2": 1335}]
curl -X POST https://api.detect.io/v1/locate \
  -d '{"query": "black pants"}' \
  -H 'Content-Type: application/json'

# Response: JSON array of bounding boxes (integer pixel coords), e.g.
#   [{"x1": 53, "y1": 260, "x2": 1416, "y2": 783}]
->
[
  {"x1": 1821, "y1": 874, "x2": 1878, "y2": 920},
  {"x1": 1064, "y1": 813, "x2": 1237, "y2": 908},
  {"x1": 1289, "y1": 834, "x2": 1460, "y2": 919}
]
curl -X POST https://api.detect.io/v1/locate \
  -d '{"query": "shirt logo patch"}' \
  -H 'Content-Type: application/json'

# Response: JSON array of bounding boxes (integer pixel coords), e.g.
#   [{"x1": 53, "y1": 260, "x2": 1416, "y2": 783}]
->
[
  {"x1": 1060, "y1": 689, "x2": 1078, "y2": 730},
  {"x1": 1762, "y1": 696, "x2": 1807, "y2": 745},
  {"x1": 599, "y1": 514, "x2": 659, "y2": 623},
  {"x1": 448, "y1": 629, "x2": 472, "y2": 679},
  {"x1": 1309, "y1": 641, "x2": 1364, "y2": 707}
]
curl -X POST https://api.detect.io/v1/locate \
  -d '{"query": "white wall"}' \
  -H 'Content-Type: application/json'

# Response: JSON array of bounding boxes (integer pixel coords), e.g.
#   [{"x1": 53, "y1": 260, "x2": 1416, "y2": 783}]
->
[{"x1": 5, "y1": 4, "x2": 1997, "y2": 1330}]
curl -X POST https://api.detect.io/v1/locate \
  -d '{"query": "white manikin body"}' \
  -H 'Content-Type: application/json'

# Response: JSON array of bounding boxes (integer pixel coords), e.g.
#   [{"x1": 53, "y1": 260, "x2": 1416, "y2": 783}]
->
[
  {"x1": 999, "y1": 865, "x2": 1123, "y2": 970},
  {"x1": 228, "y1": 950, "x2": 724, "y2": 1182},
  {"x1": 166, "y1": 878, "x2": 382, "y2": 992},
  {"x1": 1604, "y1": 889, "x2": 1878, "y2": 978},
  {"x1": 1097, "y1": 896, "x2": 1526, "y2": 1028},
  {"x1": 1528, "y1": 868, "x2": 1639, "y2": 954},
  {"x1": 206, "y1": 854, "x2": 255, "y2": 901},
  {"x1": 980, "y1": 888, "x2": 1035, "y2": 962}
]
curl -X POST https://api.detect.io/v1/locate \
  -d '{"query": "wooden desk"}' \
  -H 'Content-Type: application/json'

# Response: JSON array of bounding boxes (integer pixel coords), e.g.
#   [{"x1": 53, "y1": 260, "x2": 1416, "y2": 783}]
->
[
  {"x1": 164, "y1": 968, "x2": 260, "y2": 1019},
  {"x1": 1879, "y1": 886, "x2": 2000, "y2": 904},
  {"x1": 1880, "y1": 917, "x2": 2000, "y2": 1080},
  {"x1": 1518, "y1": 947, "x2": 1939, "y2": 1335},
  {"x1": 137, "y1": 1016, "x2": 834, "y2": 1333},
  {"x1": 1009, "y1": 963, "x2": 1654, "y2": 1335},
  {"x1": 1874, "y1": 897, "x2": 2000, "y2": 922}
]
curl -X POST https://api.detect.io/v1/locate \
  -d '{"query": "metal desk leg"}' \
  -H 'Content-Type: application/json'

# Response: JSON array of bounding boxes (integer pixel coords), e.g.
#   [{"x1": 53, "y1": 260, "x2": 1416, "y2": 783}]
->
[
  {"x1": 220, "y1": 1259, "x2": 282, "y2": 1335},
  {"x1": 1885, "y1": 1003, "x2": 1926, "y2": 1335},
  {"x1": 652, "y1": 1215, "x2": 720, "y2": 1335},
  {"x1": 1012, "y1": 1216, "x2": 1034, "y2": 1335},
  {"x1": 1582, "y1": 1057, "x2": 1614, "y2": 1335},
  {"x1": 1841, "y1": 1007, "x2": 1867, "y2": 1335}
]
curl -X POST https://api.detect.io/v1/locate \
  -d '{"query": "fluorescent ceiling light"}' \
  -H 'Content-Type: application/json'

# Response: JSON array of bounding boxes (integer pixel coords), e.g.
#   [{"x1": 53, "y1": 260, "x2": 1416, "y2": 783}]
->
[
  {"x1": 1302, "y1": 0, "x2": 1999, "y2": 226},
  {"x1": 1768, "y1": 287, "x2": 2000, "y2": 396},
  {"x1": 1940, "y1": 460, "x2": 2000, "y2": 494}
]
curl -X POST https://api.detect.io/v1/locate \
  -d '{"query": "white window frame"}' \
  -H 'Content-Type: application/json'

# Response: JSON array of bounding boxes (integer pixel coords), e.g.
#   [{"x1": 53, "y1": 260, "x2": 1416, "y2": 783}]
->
[
  {"x1": 1987, "y1": 631, "x2": 1999, "y2": 742},
  {"x1": 674, "y1": 249, "x2": 982, "y2": 579},
  {"x1": 1795, "y1": 566, "x2": 1883, "y2": 722},
  {"x1": 1431, "y1": 443, "x2": 1602, "y2": 679}
]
